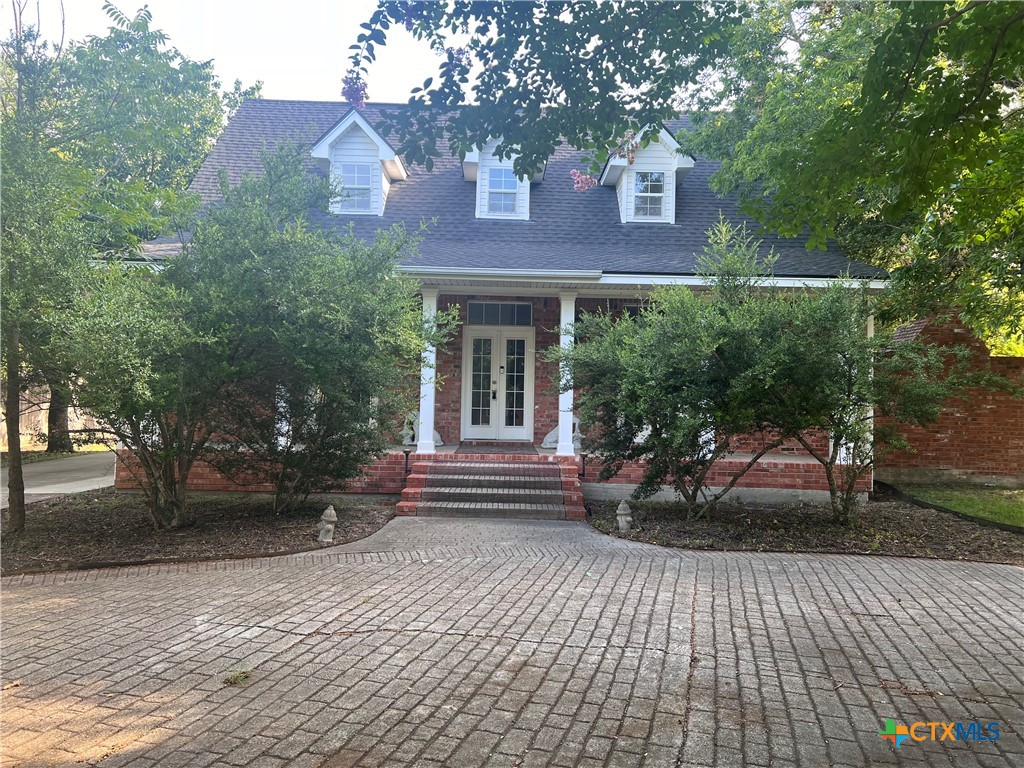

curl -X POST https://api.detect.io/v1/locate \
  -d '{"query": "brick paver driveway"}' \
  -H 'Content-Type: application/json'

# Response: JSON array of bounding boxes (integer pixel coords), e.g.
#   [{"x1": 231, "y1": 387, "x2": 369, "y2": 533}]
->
[{"x1": 2, "y1": 518, "x2": 1022, "y2": 767}]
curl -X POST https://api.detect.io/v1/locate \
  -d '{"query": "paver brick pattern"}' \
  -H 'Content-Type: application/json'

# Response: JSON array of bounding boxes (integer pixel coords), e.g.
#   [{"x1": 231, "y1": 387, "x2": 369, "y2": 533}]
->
[{"x1": 2, "y1": 517, "x2": 1022, "y2": 767}]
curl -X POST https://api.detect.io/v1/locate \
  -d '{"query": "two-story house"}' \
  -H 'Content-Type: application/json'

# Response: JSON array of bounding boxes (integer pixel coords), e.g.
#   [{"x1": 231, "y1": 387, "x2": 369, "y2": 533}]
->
[{"x1": 124, "y1": 99, "x2": 886, "y2": 518}]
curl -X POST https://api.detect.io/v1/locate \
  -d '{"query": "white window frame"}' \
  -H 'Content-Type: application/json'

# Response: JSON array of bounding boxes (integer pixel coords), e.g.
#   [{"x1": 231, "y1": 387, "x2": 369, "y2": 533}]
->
[
  {"x1": 337, "y1": 162, "x2": 373, "y2": 213},
  {"x1": 486, "y1": 168, "x2": 519, "y2": 216},
  {"x1": 467, "y1": 301, "x2": 533, "y2": 327},
  {"x1": 633, "y1": 171, "x2": 665, "y2": 219}
]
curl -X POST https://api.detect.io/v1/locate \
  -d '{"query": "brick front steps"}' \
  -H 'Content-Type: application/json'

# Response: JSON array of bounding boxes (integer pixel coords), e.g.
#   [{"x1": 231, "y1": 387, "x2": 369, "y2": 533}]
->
[{"x1": 398, "y1": 458, "x2": 586, "y2": 520}]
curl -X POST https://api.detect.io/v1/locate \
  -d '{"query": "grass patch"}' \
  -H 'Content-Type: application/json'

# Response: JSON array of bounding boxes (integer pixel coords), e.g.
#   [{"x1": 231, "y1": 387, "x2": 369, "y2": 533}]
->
[
  {"x1": 1, "y1": 445, "x2": 111, "y2": 467},
  {"x1": 902, "y1": 485, "x2": 1024, "y2": 528},
  {"x1": 223, "y1": 670, "x2": 251, "y2": 687}
]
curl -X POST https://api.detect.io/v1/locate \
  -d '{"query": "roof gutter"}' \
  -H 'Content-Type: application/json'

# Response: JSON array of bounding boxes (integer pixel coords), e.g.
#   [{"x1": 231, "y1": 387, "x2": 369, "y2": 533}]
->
[
  {"x1": 400, "y1": 266, "x2": 887, "y2": 290},
  {"x1": 599, "y1": 273, "x2": 888, "y2": 290}
]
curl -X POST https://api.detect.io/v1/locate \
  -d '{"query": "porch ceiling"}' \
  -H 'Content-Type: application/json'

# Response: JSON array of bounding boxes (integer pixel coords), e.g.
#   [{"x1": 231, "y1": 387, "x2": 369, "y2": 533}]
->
[{"x1": 402, "y1": 266, "x2": 642, "y2": 296}]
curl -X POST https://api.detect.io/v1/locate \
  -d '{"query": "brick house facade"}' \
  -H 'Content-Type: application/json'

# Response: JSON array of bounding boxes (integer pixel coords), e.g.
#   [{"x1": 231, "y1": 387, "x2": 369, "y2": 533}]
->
[{"x1": 119, "y1": 99, "x2": 891, "y2": 507}]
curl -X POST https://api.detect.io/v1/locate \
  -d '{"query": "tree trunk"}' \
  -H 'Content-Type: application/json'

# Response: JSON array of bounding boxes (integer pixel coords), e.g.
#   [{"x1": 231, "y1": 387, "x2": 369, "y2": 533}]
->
[
  {"x1": 3, "y1": 319, "x2": 26, "y2": 534},
  {"x1": 132, "y1": 446, "x2": 184, "y2": 531},
  {"x1": 826, "y1": 466, "x2": 847, "y2": 524},
  {"x1": 158, "y1": 460, "x2": 187, "y2": 529},
  {"x1": 46, "y1": 379, "x2": 74, "y2": 453},
  {"x1": 698, "y1": 437, "x2": 787, "y2": 519},
  {"x1": 130, "y1": 423, "x2": 196, "y2": 531},
  {"x1": 795, "y1": 433, "x2": 847, "y2": 524},
  {"x1": 148, "y1": 472, "x2": 184, "y2": 530}
]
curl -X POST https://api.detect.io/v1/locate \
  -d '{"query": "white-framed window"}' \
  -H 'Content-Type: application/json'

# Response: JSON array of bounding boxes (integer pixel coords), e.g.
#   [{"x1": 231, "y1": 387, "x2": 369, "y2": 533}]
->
[
  {"x1": 487, "y1": 168, "x2": 518, "y2": 215},
  {"x1": 633, "y1": 171, "x2": 665, "y2": 218},
  {"x1": 467, "y1": 301, "x2": 532, "y2": 326},
  {"x1": 338, "y1": 162, "x2": 372, "y2": 212}
]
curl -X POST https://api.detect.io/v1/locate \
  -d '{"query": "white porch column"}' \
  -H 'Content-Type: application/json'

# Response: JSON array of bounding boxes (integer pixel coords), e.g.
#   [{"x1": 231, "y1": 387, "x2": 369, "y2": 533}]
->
[
  {"x1": 417, "y1": 288, "x2": 439, "y2": 454},
  {"x1": 556, "y1": 291, "x2": 577, "y2": 456}
]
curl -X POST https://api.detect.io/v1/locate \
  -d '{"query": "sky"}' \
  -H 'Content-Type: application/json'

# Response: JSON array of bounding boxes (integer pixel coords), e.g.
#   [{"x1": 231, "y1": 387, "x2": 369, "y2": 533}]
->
[{"x1": 8, "y1": 0, "x2": 446, "y2": 103}]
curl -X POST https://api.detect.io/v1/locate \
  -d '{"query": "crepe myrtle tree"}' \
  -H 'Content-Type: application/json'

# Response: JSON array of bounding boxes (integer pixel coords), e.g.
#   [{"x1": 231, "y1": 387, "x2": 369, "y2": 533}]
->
[
  {"x1": 62, "y1": 145, "x2": 448, "y2": 527},
  {"x1": 186, "y1": 146, "x2": 452, "y2": 512},
  {"x1": 556, "y1": 220, "x2": 800, "y2": 518},
  {"x1": 768, "y1": 283, "x2": 975, "y2": 523},
  {"x1": 57, "y1": 265, "x2": 211, "y2": 530},
  {"x1": 1, "y1": 2, "x2": 260, "y2": 531},
  {"x1": 558, "y1": 219, "x2": 973, "y2": 521}
]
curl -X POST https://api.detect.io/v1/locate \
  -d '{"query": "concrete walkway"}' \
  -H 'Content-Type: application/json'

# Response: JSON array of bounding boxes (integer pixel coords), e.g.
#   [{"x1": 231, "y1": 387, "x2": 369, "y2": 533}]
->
[
  {"x1": 1, "y1": 518, "x2": 1022, "y2": 767},
  {"x1": 0, "y1": 451, "x2": 116, "y2": 509}
]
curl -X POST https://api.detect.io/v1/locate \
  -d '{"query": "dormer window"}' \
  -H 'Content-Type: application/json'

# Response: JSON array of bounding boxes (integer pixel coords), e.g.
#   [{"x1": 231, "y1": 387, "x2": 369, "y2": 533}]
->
[
  {"x1": 633, "y1": 172, "x2": 665, "y2": 218},
  {"x1": 599, "y1": 126, "x2": 694, "y2": 224},
  {"x1": 338, "y1": 163, "x2": 372, "y2": 212},
  {"x1": 487, "y1": 169, "x2": 518, "y2": 215},
  {"x1": 463, "y1": 138, "x2": 542, "y2": 221},
  {"x1": 310, "y1": 109, "x2": 407, "y2": 217}
]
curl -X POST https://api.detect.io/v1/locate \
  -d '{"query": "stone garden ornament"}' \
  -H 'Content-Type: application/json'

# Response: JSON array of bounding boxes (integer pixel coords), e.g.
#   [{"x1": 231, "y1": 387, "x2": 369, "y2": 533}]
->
[{"x1": 318, "y1": 505, "x2": 338, "y2": 543}]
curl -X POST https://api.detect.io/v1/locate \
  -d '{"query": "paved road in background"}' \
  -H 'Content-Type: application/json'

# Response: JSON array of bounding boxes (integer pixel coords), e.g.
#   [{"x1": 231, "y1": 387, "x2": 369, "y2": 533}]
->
[
  {"x1": 0, "y1": 452, "x2": 115, "y2": 509},
  {"x1": 2, "y1": 518, "x2": 1022, "y2": 767}
]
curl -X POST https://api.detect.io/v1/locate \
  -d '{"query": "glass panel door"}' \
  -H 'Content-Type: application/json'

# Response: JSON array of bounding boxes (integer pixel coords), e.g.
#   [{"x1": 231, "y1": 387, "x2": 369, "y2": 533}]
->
[
  {"x1": 504, "y1": 338, "x2": 526, "y2": 427},
  {"x1": 470, "y1": 337, "x2": 493, "y2": 427},
  {"x1": 462, "y1": 328, "x2": 533, "y2": 442}
]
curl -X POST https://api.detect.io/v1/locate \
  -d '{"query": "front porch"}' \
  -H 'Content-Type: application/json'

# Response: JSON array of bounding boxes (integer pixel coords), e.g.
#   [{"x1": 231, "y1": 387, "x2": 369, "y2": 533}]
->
[
  {"x1": 401, "y1": 278, "x2": 870, "y2": 509},
  {"x1": 414, "y1": 285, "x2": 641, "y2": 455}
]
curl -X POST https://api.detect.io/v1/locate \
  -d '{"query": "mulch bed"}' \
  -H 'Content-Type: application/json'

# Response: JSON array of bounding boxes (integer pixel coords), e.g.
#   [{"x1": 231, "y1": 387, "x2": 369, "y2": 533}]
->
[
  {"x1": 1, "y1": 488, "x2": 395, "y2": 575},
  {"x1": 587, "y1": 487, "x2": 1024, "y2": 566}
]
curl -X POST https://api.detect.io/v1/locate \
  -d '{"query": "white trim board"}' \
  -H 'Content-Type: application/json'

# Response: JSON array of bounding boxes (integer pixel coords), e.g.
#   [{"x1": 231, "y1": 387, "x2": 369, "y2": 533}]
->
[{"x1": 399, "y1": 266, "x2": 887, "y2": 291}]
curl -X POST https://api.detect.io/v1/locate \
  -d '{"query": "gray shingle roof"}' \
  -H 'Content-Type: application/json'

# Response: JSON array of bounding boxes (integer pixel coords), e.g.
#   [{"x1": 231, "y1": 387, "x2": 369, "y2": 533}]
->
[{"x1": 187, "y1": 99, "x2": 885, "y2": 279}]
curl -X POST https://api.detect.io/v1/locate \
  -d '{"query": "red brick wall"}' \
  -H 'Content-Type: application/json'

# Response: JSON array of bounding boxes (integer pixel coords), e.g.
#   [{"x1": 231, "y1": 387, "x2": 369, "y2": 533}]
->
[
  {"x1": 533, "y1": 298, "x2": 560, "y2": 443},
  {"x1": 115, "y1": 449, "x2": 416, "y2": 495},
  {"x1": 581, "y1": 455, "x2": 870, "y2": 492},
  {"x1": 433, "y1": 294, "x2": 462, "y2": 445},
  {"x1": 116, "y1": 447, "x2": 868, "y2": 498},
  {"x1": 576, "y1": 297, "x2": 643, "y2": 318},
  {"x1": 115, "y1": 450, "x2": 583, "y2": 497},
  {"x1": 877, "y1": 320, "x2": 1024, "y2": 481},
  {"x1": 728, "y1": 431, "x2": 829, "y2": 457}
]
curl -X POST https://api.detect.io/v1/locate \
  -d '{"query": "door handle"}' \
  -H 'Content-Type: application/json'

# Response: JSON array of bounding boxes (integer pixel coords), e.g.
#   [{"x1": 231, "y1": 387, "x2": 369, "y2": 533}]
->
[{"x1": 492, "y1": 379, "x2": 497, "y2": 400}]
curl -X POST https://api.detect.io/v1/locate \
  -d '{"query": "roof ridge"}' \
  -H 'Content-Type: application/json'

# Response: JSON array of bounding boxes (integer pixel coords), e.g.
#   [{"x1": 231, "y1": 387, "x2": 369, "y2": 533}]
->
[
  {"x1": 244, "y1": 98, "x2": 411, "y2": 108},
  {"x1": 242, "y1": 99, "x2": 699, "y2": 117}
]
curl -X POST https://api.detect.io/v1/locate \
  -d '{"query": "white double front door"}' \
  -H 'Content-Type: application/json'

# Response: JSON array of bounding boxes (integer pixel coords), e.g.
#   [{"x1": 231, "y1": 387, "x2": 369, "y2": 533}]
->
[{"x1": 461, "y1": 328, "x2": 535, "y2": 441}]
